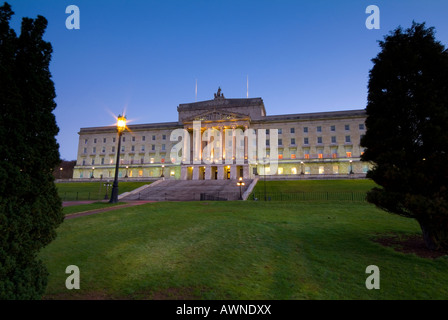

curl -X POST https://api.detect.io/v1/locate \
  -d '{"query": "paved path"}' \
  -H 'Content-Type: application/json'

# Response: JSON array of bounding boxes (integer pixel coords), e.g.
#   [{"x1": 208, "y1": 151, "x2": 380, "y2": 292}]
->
[{"x1": 64, "y1": 201, "x2": 155, "y2": 220}]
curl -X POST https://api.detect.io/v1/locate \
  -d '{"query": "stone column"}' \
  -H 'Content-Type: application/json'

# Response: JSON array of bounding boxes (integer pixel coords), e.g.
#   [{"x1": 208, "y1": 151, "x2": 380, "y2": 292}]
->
[
  {"x1": 217, "y1": 166, "x2": 225, "y2": 180},
  {"x1": 192, "y1": 166, "x2": 199, "y2": 180},
  {"x1": 230, "y1": 166, "x2": 238, "y2": 180},
  {"x1": 204, "y1": 166, "x2": 212, "y2": 180},
  {"x1": 181, "y1": 166, "x2": 188, "y2": 180},
  {"x1": 243, "y1": 165, "x2": 250, "y2": 180}
]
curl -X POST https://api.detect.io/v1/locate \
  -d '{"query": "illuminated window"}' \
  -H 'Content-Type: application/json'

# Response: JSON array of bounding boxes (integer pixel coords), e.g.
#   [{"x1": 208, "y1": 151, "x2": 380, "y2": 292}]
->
[
  {"x1": 170, "y1": 171, "x2": 175, "y2": 176},
  {"x1": 278, "y1": 154, "x2": 283, "y2": 159},
  {"x1": 291, "y1": 154, "x2": 296, "y2": 159},
  {"x1": 318, "y1": 153, "x2": 323, "y2": 159},
  {"x1": 319, "y1": 166, "x2": 324, "y2": 174},
  {"x1": 305, "y1": 154, "x2": 310, "y2": 160},
  {"x1": 138, "y1": 170, "x2": 143, "y2": 177},
  {"x1": 346, "y1": 152, "x2": 352, "y2": 158},
  {"x1": 150, "y1": 158, "x2": 154, "y2": 164},
  {"x1": 291, "y1": 167, "x2": 297, "y2": 174},
  {"x1": 278, "y1": 167, "x2": 283, "y2": 175},
  {"x1": 332, "y1": 153, "x2": 338, "y2": 159},
  {"x1": 305, "y1": 166, "x2": 311, "y2": 175},
  {"x1": 333, "y1": 165, "x2": 339, "y2": 174}
]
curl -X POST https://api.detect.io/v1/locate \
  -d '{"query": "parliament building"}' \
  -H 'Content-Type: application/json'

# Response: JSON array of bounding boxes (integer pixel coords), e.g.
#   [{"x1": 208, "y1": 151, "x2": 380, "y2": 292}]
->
[{"x1": 73, "y1": 90, "x2": 369, "y2": 180}]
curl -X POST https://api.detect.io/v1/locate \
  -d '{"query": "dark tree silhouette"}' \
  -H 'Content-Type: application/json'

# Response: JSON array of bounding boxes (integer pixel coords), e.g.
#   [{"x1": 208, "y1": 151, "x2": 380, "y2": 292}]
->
[
  {"x1": 362, "y1": 22, "x2": 448, "y2": 251},
  {"x1": 0, "y1": 2, "x2": 63, "y2": 299}
]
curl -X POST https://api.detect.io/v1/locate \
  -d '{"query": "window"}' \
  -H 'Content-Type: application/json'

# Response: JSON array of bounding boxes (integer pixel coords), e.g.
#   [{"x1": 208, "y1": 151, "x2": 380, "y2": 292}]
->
[
  {"x1": 346, "y1": 152, "x2": 352, "y2": 158},
  {"x1": 331, "y1": 125, "x2": 336, "y2": 132},
  {"x1": 333, "y1": 165, "x2": 339, "y2": 174},
  {"x1": 319, "y1": 166, "x2": 324, "y2": 174},
  {"x1": 331, "y1": 147, "x2": 338, "y2": 159},
  {"x1": 141, "y1": 145, "x2": 145, "y2": 152},
  {"x1": 359, "y1": 124, "x2": 365, "y2": 130},
  {"x1": 91, "y1": 159, "x2": 95, "y2": 165},
  {"x1": 291, "y1": 138, "x2": 296, "y2": 145},
  {"x1": 84, "y1": 139, "x2": 88, "y2": 144},
  {"x1": 139, "y1": 170, "x2": 143, "y2": 177},
  {"x1": 93, "y1": 147, "x2": 96, "y2": 153},
  {"x1": 152, "y1": 135, "x2": 156, "y2": 141},
  {"x1": 266, "y1": 129, "x2": 270, "y2": 135},
  {"x1": 131, "y1": 146, "x2": 135, "y2": 152},
  {"x1": 83, "y1": 147, "x2": 87, "y2": 154},
  {"x1": 291, "y1": 128, "x2": 295, "y2": 134},
  {"x1": 266, "y1": 139, "x2": 270, "y2": 146},
  {"x1": 278, "y1": 139, "x2": 283, "y2": 146},
  {"x1": 318, "y1": 148, "x2": 324, "y2": 159},
  {"x1": 363, "y1": 165, "x2": 369, "y2": 173},
  {"x1": 304, "y1": 149, "x2": 310, "y2": 160},
  {"x1": 291, "y1": 154, "x2": 296, "y2": 159},
  {"x1": 345, "y1": 135, "x2": 351, "y2": 143},
  {"x1": 291, "y1": 167, "x2": 297, "y2": 174},
  {"x1": 278, "y1": 154, "x2": 283, "y2": 160},
  {"x1": 278, "y1": 128, "x2": 282, "y2": 134},
  {"x1": 303, "y1": 127, "x2": 308, "y2": 133},
  {"x1": 331, "y1": 136, "x2": 337, "y2": 144},
  {"x1": 113, "y1": 137, "x2": 116, "y2": 143},
  {"x1": 112, "y1": 146, "x2": 115, "y2": 152},
  {"x1": 162, "y1": 135, "x2": 166, "y2": 140},
  {"x1": 278, "y1": 167, "x2": 284, "y2": 175},
  {"x1": 162, "y1": 144, "x2": 166, "y2": 151},
  {"x1": 101, "y1": 158, "x2": 105, "y2": 165},
  {"x1": 102, "y1": 147, "x2": 105, "y2": 153},
  {"x1": 317, "y1": 126, "x2": 322, "y2": 133},
  {"x1": 142, "y1": 136, "x2": 146, "y2": 141},
  {"x1": 122, "y1": 137, "x2": 125, "y2": 142},
  {"x1": 151, "y1": 145, "x2": 155, "y2": 151},
  {"x1": 141, "y1": 158, "x2": 144, "y2": 164},
  {"x1": 103, "y1": 138, "x2": 106, "y2": 143},
  {"x1": 317, "y1": 137, "x2": 323, "y2": 144},
  {"x1": 304, "y1": 137, "x2": 309, "y2": 145},
  {"x1": 305, "y1": 166, "x2": 311, "y2": 175},
  {"x1": 121, "y1": 146, "x2": 125, "y2": 152},
  {"x1": 94, "y1": 138, "x2": 97, "y2": 143},
  {"x1": 132, "y1": 136, "x2": 135, "y2": 142},
  {"x1": 345, "y1": 124, "x2": 350, "y2": 131},
  {"x1": 150, "y1": 158, "x2": 154, "y2": 164},
  {"x1": 82, "y1": 160, "x2": 86, "y2": 166}
]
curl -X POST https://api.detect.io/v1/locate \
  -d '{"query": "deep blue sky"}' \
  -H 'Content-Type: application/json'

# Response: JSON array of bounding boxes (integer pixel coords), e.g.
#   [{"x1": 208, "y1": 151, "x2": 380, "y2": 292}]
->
[{"x1": 7, "y1": 0, "x2": 448, "y2": 160}]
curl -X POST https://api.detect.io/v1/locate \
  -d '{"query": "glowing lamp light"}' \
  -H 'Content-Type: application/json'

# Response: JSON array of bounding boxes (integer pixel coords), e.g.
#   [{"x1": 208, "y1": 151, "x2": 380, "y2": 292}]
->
[{"x1": 117, "y1": 115, "x2": 127, "y2": 132}]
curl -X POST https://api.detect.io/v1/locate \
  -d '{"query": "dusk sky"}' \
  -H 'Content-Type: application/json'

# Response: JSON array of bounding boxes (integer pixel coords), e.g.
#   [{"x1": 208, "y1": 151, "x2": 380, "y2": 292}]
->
[{"x1": 8, "y1": 0, "x2": 448, "y2": 161}]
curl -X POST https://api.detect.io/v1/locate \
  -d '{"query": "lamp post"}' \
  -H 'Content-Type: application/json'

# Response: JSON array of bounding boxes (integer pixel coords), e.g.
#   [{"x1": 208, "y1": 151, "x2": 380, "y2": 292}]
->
[
  {"x1": 161, "y1": 164, "x2": 165, "y2": 178},
  {"x1": 91, "y1": 167, "x2": 95, "y2": 179},
  {"x1": 349, "y1": 160, "x2": 354, "y2": 175},
  {"x1": 109, "y1": 114, "x2": 127, "y2": 203},
  {"x1": 301, "y1": 161, "x2": 304, "y2": 175},
  {"x1": 237, "y1": 177, "x2": 245, "y2": 200},
  {"x1": 263, "y1": 157, "x2": 268, "y2": 201},
  {"x1": 59, "y1": 167, "x2": 63, "y2": 179},
  {"x1": 125, "y1": 165, "x2": 129, "y2": 178}
]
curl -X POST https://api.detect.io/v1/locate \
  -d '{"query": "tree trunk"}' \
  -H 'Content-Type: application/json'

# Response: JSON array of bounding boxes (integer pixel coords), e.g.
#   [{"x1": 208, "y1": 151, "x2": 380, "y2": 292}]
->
[{"x1": 418, "y1": 220, "x2": 448, "y2": 251}]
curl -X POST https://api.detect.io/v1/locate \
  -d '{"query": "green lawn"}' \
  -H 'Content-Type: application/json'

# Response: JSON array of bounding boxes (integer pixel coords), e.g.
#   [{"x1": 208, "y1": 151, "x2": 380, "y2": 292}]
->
[
  {"x1": 253, "y1": 179, "x2": 377, "y2": 193},
  {"x1": 41, "y1": 199, "x2": 448, "y2": 300},
  {"x1": 56, "y1": 181, "x2": 150, "y2": 201}
]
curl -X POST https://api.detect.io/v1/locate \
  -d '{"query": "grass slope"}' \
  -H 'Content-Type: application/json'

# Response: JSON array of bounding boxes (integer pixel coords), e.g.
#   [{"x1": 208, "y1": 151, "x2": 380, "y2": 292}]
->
[{"x1": 41, "y1": 200, "x2": 448, "y2": 300}]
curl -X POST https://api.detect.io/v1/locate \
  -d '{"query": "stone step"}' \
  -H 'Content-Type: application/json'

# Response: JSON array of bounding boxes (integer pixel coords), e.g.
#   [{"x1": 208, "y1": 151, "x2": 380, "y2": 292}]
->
[{"x1": 121, "y1": 179, "x2": 254, "y2": 201}]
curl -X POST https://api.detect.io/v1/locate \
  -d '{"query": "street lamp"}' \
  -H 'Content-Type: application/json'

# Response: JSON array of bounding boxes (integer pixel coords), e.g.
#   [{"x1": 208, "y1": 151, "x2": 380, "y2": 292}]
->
[
  {"x1": 237, "y1": 177, "x2": 245, "y2": 200},
  {"x1": 91, "y1": 167, "x2": 95, "y2": 179},
  {"x1": 125, "y1": 165, "x2": 129, "y2": 178},
  {"x1": 161, "y1": 164, "x2": 165, "y2": 178},
  {"x1": 59, "y1": 167, "x2": 63, "y2": 179},
  {"x1": 301, "y1": 161, "x2": 304, "y2": 175},
  {"x1": 109, "y1": 114, "x2": 127, "y2": 203},
  {"x1": 349, "y1": 160, "x2": 354, "y2": 174}
]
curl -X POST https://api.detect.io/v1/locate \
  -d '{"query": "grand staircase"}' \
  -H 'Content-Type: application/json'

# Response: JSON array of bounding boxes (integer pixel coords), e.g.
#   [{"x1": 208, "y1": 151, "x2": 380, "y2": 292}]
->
[{"x1": 120, "y1": 179, "x2": 255, "y2": 201}]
